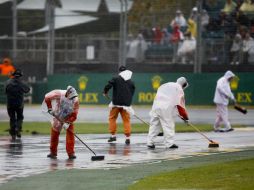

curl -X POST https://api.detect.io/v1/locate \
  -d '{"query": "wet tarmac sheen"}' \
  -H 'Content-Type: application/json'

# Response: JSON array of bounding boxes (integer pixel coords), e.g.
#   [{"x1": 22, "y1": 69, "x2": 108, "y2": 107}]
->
[{"x1": 0, "y1": 129, "x2": 253, "y2": 184}]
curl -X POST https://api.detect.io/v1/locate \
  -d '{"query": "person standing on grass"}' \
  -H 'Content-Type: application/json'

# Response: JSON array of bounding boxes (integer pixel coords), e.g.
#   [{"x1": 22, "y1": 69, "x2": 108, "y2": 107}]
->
[
  {"x1": 213, "y1": 70, "x2": 236, "y2": 132},
  {"x1": 103, "y1": 66, "x2": 135, "y2": 145},
  {"x1": 5, "y1": 69, "x2": 30, "y2": 140},
  {"x1": 147, "y1": 77, "x2": 189, "y2": 149},
  {"x1": 44, "y1": 86, "x2": 79, "y2": 159}
]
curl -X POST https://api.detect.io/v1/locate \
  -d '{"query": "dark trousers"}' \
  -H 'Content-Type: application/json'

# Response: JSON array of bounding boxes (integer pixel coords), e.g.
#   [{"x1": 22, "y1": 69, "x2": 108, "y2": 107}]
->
[{"x1": 7, "y1": 105, "x2": 24, "y2": 136}]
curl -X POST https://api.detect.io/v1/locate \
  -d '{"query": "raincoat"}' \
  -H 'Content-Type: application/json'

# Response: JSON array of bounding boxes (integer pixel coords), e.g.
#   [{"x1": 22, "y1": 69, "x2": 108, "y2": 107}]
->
[
  {"x1": 148, "y1": 82, "x2": 186, "y2": 147},
  {"x1": 44, "y1": 89, "x2": 79, "y2": 156},
  {"x1": 213, "y1": 71, "x2": 235, "y2": 106}
]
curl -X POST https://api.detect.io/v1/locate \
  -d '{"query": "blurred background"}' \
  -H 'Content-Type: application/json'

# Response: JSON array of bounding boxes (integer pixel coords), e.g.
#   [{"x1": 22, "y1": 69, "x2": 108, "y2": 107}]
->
[{"x1": 0, "y1": 0, "x2": 253, "y2": 106}]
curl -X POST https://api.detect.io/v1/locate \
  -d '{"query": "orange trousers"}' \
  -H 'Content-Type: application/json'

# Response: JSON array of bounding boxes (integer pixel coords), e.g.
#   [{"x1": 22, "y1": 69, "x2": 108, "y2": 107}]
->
[
  {"x1": 50, "y1": 124, "x2": 75, "y2": 156},
  {"x1": 109, "y1": 107, "x2": 131, "y2": 137}
]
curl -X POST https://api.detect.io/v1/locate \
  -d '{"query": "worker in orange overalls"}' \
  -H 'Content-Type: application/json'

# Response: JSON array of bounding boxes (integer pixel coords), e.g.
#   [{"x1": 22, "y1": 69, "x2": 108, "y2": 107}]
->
[
  {"x1": 103, "y1": 66, "x2": 135, "y2": 145},
  {"x1": 0, "y1": 58, "x2": 15, "y2": 77},
  {"x1": 44, "y1": 86, "x2": 79, "y2": 159}
]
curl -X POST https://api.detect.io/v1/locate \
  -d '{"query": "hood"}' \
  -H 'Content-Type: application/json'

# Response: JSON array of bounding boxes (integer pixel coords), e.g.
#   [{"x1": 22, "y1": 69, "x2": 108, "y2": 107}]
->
[
  {"x1": 66, "y1": 85, "x2": 78, "y2": 99},
  {"x1": 224, "y1": 70, "x2": 235, "y2": 80},
  {"x1": 119, "y1": 70, "x2": 132, "y2": 81},
  {"x1": 176, "y1": 77, "x2": 189, "y2": 90}
]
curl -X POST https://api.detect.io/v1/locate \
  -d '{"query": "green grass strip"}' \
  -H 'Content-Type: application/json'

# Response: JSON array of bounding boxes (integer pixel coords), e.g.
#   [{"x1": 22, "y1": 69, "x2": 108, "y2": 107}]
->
[
  {"x1": 0, "y1": 122, "x2": 245, "y2": 135},
  {"x1": 129, "y1": 158, "x2": 254, "y2": 190}
]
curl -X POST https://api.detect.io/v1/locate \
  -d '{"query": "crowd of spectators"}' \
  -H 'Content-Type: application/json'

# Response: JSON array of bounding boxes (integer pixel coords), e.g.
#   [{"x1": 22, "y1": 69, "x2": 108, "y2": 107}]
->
[{"x1": 127, "y1": 0, "x2": 254, "y2": 65}]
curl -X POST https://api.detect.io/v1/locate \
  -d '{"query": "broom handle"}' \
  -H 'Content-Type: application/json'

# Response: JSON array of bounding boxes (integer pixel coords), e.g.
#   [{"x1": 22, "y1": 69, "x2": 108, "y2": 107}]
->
[
  {"x1": 72, "y1": 133, "x2": 97, "y2": 156},
  {"x1": 133, "y1": 114, "x2": 150, "y2": 126},
  {"x1": 187, "y1": 122, "x2": 213, "y2": 143}
]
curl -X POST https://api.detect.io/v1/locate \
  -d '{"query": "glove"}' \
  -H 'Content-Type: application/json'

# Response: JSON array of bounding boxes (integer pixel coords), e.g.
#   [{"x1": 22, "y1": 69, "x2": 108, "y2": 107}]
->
[
  {"x1": 179, "y1": 115, "x2": 189, "y2": 124},
  {"x1": 48, "y1": 109, "x2": 54, "y2": 116},
  {"x1": 184, "y1": 119, "x2": 189, "y2": 124},
  {"x1": 63, "y1": 123, "x2": 70, "y2": 130},
  {"x1": 177, "y1": 105, "x2": 189, "y2": 121}
]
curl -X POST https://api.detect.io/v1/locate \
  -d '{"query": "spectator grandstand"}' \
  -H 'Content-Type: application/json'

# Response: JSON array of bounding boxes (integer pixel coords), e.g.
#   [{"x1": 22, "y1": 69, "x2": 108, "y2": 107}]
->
[{"x1": 0, "y1": 0, "x2": 254, "y2": 80}]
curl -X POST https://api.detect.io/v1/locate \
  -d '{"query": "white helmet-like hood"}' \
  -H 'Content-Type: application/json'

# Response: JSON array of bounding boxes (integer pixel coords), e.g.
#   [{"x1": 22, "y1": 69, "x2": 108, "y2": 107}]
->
[
  {"x1": 224, "y1": 70, "x2": 235, "y2": 80},
  {"x1": 176, "y1": 77, "x2": 189, "y2": 89},
  {"x1": 66, "y1": 85, "x2": 78, "y2": 99}
]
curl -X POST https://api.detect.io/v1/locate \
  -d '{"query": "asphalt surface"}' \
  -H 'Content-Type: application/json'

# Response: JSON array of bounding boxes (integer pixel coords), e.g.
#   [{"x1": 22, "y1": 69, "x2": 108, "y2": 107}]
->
[
  {"x1": 0, "y1": 128, "x2": 254, "y2": 185},
  {"x1": 0, "y1": 105, "x2": 254, "y2": 187},
  {"x1": 0, "y1": 105, "x2": 253, "y2": 125}
]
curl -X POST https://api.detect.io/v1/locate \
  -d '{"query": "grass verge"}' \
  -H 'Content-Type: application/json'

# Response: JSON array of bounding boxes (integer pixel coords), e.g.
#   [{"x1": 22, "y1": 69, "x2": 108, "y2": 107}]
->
[
  {"x1": 0, "y1": 122, "x2": 245, "y2": 135},
  {"x1": 128, "y1": 158, "x2": 254, "y2": 190}
]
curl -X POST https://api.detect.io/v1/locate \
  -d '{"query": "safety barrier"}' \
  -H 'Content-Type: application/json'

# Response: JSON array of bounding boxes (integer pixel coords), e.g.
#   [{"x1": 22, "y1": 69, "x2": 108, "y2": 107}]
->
[{"x1": 0, "y1": 73, "x2": 253, "y2": 105}]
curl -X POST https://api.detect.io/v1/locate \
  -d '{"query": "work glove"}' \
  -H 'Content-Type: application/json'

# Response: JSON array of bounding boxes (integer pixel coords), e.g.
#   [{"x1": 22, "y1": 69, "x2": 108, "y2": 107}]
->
[
  {"x1": 184, "y1": 119, "x2": 189, "y2": 124},
  {"x1": 63, "y1": 123, "x2": 70, "y2": 130},
  {"x1": 48, "y1": 109, "x2": 54, "y2": 116},
  {"x1": 179, "y1": 115, "x2": 189, "y2": 125}
]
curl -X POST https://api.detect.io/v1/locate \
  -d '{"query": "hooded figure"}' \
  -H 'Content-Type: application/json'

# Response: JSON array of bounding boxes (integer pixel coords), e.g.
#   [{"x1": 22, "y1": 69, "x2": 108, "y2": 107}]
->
[
  {"x1": 213, "y1": 71, "x2": 236, "y2": 132},
  {"x1": 44, "y1": 85, "x2": 79, "y2": 159},
  {"x1": 147, "y1": 77, "x2": 189, "y2": 149},
  {"x1": 103, "y1": 66, "x2": 135, "y2": 144},
  {"x1": 5, "y1": 69, "x2": 30, "y2": 140}
]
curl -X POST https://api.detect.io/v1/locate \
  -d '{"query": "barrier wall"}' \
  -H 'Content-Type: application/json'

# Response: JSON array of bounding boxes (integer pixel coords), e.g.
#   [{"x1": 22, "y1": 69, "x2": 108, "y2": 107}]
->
[
  {"x1": 46, "y1": 73, "x2": 253, "y2": 105},
  {"x1": 0, "y1": 73, "x2": 253, "y2": 105}
]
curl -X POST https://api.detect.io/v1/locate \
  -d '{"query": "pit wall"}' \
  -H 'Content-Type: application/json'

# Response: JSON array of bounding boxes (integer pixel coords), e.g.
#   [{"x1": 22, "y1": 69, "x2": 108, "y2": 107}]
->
[{"x1": 0, "y1": 73, "x2": 253, "y2": 105}]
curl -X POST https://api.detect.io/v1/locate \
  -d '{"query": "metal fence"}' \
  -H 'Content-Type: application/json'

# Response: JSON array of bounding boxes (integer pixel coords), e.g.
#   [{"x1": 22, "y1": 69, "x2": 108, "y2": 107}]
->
[
  {"x1": 1, "y1": 35, "x2": 254, "y2": 66},
  {"x1": 0, "y1": 36, "x2": 120, "y2": 64},
  {"x1": 1, "y1": 0, "x2": 254, "y2": 71}
]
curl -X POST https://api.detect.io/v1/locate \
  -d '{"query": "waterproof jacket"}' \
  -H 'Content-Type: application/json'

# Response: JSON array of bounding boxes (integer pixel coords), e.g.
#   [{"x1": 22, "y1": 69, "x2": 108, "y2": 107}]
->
[
  {"x1": 213, "y1": 71, "x2": 235, "y2": 105},
  {"x1": 104, "y1": 70, "x2": 135, "y2": 106},
  {"x1": 151, "y1": 82, "x2": 185, "y2": 117},
  {"x1": 5, "y1": 78, "x2": 30, "y2": 107},
  {"x1": 44, "y1": 90, "x2": 79, "y2": 123}
]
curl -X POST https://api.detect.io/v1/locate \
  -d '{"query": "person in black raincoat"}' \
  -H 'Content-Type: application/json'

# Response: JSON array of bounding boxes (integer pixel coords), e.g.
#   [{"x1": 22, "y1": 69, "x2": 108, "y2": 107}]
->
[{"x1": 5, "y1": 69, "x2": 30, "y2": 140}]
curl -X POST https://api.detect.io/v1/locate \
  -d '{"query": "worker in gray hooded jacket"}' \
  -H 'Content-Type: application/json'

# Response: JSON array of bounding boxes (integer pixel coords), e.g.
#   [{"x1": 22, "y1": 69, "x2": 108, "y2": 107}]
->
[{"x1": 213, "y1": 70, "x2": 236, "y2": 132}]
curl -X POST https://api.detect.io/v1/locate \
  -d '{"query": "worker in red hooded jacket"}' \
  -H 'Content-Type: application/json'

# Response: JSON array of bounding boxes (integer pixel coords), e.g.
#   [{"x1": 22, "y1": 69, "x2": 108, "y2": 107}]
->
[{"x1": 44, "y1": 86, "x2": 79, "y2": 159}]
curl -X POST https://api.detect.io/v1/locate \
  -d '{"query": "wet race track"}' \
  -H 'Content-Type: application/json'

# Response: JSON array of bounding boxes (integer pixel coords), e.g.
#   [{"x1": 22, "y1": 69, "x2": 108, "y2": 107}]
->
[
  {"x1": 0, "y1": 128, "x2": 254, "y2": 184},
  {"x1": 0, "y1": 105, "x2": 254, "y2": 185}
]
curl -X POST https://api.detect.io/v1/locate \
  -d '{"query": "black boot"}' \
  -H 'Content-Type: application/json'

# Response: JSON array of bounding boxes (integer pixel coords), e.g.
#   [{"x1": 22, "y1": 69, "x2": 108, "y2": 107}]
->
[
  {"x1": 11, "y1": 135, "x2": 16, "y2": 141},
  {"x1": 168, "y1": 144, "x2": 178, "y2": 149},
  {"x1": 68, "y1": 154, "x2": 77, "y2": 159},
  {"x1": 47, "y1": 153, "x2": 57, "y2": 159},
  {"x1": 125, "y1": 139, "x2": 130, "y2": 145},
  {"x1": 9, "y1": 121, "x2": 16, "y2": 140},
  {"x1": 16, "y1": 120, "x2": 23, "y2": 138},
  {"x1": 108, "y1": 136, "x2": 116, "y2": 142},
  {"x1": 147, "y1": 144, "x2": 155, "y2": 149}
]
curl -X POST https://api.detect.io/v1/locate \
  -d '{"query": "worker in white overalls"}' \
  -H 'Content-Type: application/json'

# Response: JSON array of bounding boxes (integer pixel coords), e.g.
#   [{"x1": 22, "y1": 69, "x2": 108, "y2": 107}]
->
[
  {"x1": 147, "y1": 77, "x2": 189, "y2": 149},
  {"x1": 213, "y1": 70, "x2": 236, "y2": 132}
]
